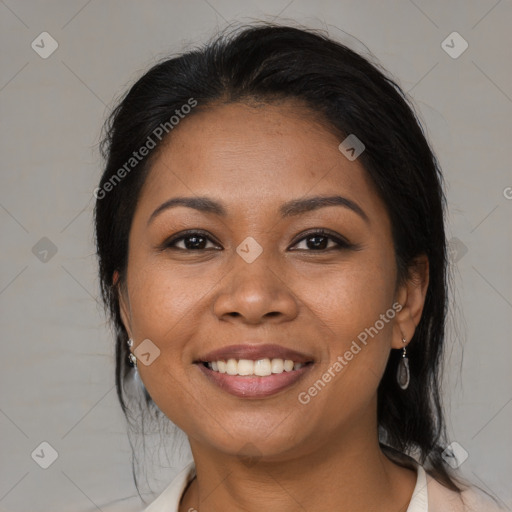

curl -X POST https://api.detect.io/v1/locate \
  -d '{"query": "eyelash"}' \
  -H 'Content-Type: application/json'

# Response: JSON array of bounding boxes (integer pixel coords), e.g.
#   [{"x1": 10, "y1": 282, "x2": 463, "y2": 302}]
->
[{"x1": 162, "y1": 228, "x2": 354, "y2": 252}]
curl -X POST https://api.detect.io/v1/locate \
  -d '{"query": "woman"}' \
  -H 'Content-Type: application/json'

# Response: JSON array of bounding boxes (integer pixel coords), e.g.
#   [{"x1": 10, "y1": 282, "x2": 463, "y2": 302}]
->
[{"x1": 94, "y1": 24, "x2": 503, "y2": 511}]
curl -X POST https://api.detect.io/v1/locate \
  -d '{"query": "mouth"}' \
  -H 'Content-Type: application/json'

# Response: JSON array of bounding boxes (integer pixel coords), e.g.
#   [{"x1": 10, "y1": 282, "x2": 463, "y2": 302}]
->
[
  {"x1": 194, "y1": 343, "x2": 315, "y2": 398},
  {"x1": 195, "y1": 358, "x2": 314, "y2": 399},
  {"x1": 200, "y1": 358, "x2": 312, "y2": 375}
]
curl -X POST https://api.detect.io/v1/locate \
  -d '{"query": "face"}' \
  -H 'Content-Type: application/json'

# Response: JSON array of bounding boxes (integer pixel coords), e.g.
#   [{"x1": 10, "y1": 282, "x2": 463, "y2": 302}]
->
[{"x1": 117, "y1": 101, "x2": 424, "y2": 462}]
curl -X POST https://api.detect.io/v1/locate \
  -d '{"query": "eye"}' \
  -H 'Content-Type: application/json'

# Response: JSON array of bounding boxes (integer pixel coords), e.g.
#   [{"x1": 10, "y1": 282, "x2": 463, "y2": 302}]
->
[
  {"x1": 290, "y1": 229, "x2": 352, "y2": 251},
  {"x1": 161, "y1": 228, "x2": 354, "y2": 252},
  {"x1": 164, "y1": 230, "x2": 221, "y2": 251}
]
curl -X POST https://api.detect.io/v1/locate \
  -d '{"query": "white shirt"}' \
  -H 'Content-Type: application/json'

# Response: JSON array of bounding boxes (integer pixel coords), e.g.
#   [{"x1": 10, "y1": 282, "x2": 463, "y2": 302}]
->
[{"x1": 143, "y1": 460, "x2": 503, "y2": 511}]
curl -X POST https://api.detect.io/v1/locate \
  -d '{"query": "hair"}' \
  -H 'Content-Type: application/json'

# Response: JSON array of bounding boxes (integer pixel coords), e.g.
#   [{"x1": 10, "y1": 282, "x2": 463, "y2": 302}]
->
[{"x1": 95, "y1": 22, "x2": 463, "y2": 494}]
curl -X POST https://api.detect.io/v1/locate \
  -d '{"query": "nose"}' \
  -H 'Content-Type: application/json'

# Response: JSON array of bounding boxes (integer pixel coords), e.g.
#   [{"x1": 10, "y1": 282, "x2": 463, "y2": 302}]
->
[{"x1": 212, "y1": 255, "x2": 299, "y2": 325}]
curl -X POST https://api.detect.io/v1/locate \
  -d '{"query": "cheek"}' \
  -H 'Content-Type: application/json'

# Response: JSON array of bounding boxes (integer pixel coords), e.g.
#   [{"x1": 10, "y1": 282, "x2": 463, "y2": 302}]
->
[
  {"x1": 127, "y1": 263, "x2": 203, "y2": 425},
  {"x1": 126, "y1": 255, "x2": 208, "y2": 336},
  {"x1": 302, "y1": 255, "x2": 397, "y2": 406},
  {"x1": 295, "y1": 251, "x2": 396, "y2": 339},
  {"x1": 294, "y1": 250, "x2": 397, "y2": 404}
]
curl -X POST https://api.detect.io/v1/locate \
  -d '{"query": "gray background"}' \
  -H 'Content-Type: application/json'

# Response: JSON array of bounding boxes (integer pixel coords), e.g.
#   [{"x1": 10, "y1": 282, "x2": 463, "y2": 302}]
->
[{"x1": 1, "y1": 1, "x2": 511, "y2": 510}]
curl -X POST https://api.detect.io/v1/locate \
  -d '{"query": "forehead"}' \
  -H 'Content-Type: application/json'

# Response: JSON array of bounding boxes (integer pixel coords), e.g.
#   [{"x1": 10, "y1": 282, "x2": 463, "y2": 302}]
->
[{"x1": 138, "y1": 101, "x2": 386, "y2": 221}]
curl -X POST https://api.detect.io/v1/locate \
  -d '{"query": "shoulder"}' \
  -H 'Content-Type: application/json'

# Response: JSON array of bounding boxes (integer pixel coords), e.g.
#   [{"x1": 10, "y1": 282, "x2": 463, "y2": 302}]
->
[{"x1": 424, "y1": 469, "x2": 504, "y2": 512}]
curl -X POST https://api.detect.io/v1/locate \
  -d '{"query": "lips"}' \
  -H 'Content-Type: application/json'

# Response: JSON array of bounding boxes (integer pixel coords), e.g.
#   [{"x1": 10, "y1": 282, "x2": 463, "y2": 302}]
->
[
  {"x1": 196, "y1": 362, "x2": 313, "y2": 398},
  {"x1": 195, "y1": 343, "x2": 314, "y2": 364},
  {"x1": 194, "y1": 343, "x2": 315, "y2": 399}
]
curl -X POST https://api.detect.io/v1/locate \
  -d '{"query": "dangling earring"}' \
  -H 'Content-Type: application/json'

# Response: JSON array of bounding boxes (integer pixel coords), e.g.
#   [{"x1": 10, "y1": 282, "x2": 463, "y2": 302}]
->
[
  {"x1": 127, "y1": 338, "x2": 137, "y2": 368},
  {"x1": 396, "y1": 336, "x2": 410, "y2": 390}
]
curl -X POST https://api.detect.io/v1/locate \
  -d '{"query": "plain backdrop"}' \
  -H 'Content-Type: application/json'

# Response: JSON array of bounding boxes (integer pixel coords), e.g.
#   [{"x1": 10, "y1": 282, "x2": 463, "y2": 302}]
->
[{"x1": 1, "y1": 1, "x2": 511, "y2": 510}]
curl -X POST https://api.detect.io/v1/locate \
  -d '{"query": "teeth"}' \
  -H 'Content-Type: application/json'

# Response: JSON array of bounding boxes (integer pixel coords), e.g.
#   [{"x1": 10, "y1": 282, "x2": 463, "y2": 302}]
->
[
  {"x1": 270, "y1": 358, "x2": 284, "y2": 373},
  {"x1": 205, "y1": 358, "x2": 306, "y2": 376},
  {"x1": 226, "y1": 359, "x2": 238, "y2": 375},
  {"x1": 254, "y1": 359, "x2": 271, "y2": 376},
  {"x1": 237, "y1": 359, "x2": 254, "y2": 375}
]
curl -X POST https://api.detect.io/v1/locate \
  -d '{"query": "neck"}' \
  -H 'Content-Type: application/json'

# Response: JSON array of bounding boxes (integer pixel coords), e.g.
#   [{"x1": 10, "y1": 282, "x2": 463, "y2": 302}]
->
[{"x1": 180, "y1": 424, "x2": 417, "y2": 512}]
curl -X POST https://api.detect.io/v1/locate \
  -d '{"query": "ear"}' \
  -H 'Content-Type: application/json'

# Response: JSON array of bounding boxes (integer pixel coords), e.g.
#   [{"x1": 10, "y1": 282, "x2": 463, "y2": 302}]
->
[
  {"x1": 113, "y1": 270, "x2": 132, "y2": 338},
  {"x1": 392, "y1": 254, "x2": 429, "y2": 349}
]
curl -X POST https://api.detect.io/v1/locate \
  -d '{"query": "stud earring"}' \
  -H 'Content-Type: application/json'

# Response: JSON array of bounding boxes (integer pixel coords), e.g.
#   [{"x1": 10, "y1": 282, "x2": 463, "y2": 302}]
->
[
  {"x1": 396, "y1": 336, "x2": 410, "y2": 390},
  {"x1": 127, "y1": 338, "x2": 137, "y2": 368}
]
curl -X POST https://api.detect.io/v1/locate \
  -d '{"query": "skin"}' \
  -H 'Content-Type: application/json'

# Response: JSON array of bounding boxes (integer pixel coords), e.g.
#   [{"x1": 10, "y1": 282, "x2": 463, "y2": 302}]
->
[{"x1": 116, "y1": 101, "x2": 429, "y2": 512}]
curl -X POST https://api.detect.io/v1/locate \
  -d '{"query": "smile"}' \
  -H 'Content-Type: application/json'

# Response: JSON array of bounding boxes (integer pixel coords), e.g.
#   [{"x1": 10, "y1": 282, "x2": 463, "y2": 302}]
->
[
  {"x1": 196, "y1": 358, "x2": 314, "y2": 398},
  {"x1": 205, "y1": 357, "x2": 307, "y2": 375}
]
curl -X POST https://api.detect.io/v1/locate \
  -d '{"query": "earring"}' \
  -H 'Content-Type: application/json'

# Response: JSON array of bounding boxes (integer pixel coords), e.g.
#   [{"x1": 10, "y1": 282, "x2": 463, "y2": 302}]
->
[
  {"x1": 396, "y1": 336, "x2": 410, "y2": 390},
  {"x1": 127, "y1": 338, "x2": 137, "y2": 368}
]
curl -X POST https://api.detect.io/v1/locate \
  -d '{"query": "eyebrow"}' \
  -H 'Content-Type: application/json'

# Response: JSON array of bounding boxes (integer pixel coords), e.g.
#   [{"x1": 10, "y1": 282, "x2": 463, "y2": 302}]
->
[{"x1": 147, "y1": 195, "x2": 369, "y2": 226}]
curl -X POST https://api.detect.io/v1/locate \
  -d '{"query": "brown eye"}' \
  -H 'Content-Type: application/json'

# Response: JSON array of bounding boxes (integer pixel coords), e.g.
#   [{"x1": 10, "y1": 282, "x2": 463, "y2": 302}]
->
[
  {"x1": 290, "y1": 229, "x2": 352, "y2": 251},
  {"x1": 164, "y1": 230, "x2": 221, "y2": 251}
]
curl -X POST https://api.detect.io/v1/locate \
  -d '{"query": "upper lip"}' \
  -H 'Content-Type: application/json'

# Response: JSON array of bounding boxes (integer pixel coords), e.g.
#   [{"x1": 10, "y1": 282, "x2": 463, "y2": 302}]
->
[{"x1": 196, "y1": 343, "x2": 314, "y2": 363}]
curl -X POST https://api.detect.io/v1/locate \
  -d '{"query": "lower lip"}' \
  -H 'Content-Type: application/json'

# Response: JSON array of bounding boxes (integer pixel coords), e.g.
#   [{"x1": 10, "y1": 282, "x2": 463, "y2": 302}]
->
[{"x1": 195, "y1": 363, "x2": 314, "y2": 399}]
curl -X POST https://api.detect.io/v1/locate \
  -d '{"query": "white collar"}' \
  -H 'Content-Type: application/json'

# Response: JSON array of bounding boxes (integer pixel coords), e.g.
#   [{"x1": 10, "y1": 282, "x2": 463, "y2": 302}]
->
[{"x1": 407, "y1": 463, "x2": 429, "y2": 511}]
